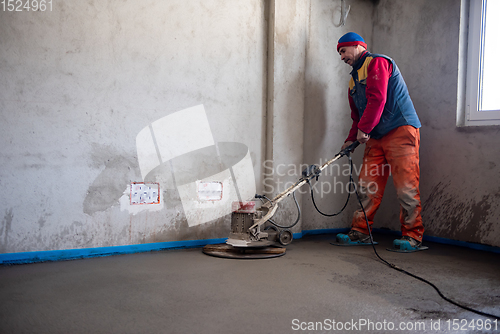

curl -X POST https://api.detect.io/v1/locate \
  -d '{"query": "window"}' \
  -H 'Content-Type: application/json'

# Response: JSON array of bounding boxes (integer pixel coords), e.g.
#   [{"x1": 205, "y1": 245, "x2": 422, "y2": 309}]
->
[{"x1": 464, "y1": 0, "x2": 500, "y2": 125}]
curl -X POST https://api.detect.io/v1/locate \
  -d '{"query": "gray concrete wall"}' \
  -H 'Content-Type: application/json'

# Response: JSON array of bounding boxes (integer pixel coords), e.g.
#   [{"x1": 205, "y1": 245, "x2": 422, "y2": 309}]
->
[
  {"x1": 302, "y1": 0, "x2": 375, "y2": 231},
  {"x1": 263, "y1": 0, "x2": 309, "y2": 233},
  {"x1": 0, "y1": 0, "x2": 269, "y2": 253},
  {"x1": 372, "y1": 0, "x2": 500, "y2": 247},
  {"x1": 2, "y1": 0, "x2": 498, "y2": 255}
]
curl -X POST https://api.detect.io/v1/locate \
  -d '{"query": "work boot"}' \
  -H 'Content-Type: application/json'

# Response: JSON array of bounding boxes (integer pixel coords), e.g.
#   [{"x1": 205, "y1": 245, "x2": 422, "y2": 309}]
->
[
  {"x1": 393, "y1": 236, "x2": 421, "y2": 250},
  {"x1": 336, "y1": 229, "x2": 371, "y2": 244}
]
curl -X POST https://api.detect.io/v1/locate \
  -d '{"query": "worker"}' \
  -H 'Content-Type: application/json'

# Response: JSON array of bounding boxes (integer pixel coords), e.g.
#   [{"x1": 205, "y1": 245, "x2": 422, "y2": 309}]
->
[{"x1": 335, "y1": 32, "x2": 425, "y2": 252}]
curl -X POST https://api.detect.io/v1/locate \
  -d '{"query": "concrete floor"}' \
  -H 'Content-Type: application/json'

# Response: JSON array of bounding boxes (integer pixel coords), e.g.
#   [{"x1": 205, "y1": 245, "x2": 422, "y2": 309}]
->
[{"x1": 0, "y1": 233, "x2": 499, "y2": 334}]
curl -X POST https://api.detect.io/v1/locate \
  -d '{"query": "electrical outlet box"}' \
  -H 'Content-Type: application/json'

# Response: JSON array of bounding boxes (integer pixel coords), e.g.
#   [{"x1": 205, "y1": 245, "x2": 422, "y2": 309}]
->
[{"x1": 130, "y1": 182, "x2": 160, "y2": 205}]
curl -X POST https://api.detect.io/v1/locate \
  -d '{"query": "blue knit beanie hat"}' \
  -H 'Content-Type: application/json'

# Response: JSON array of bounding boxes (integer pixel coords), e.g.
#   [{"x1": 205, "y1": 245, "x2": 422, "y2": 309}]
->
[{"x1": 337, "y1": 32, "x2": 367, "y2": 51}]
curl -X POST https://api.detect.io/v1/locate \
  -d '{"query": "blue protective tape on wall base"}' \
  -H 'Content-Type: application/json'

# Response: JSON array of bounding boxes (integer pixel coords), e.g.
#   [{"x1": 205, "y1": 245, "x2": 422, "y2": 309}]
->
[
  {"x1": 1, "y1": 229, "x2": 348, "y2": 265},
  {"x1": 373, "y1": 228, "x2": 500, "y2": 254},
  {"x1": 294, "y1": 228, "x2": 349, "y2": 240},
  {"x1": 302, "y1": 228, "x2": 350, "y2": 236},
  {"x1": 2, "y1": 227, "x2": 498, "y2": 265},
  {"x1": 293, "y1": 228, "x2": 349, "y2": 239},
  {"x1": 0, "y1": 238, "x2": 227, "y2": 265},
  {"x1": 422, "y1": 235, "x2": 500, "y2": 254}
]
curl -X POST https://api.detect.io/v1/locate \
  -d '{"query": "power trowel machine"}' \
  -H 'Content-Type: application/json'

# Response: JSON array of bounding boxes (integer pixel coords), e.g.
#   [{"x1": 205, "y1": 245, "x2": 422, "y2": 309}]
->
[
  {"x1": 203, "y1": 140, "x2": 500, "y2": 322},
  {"x1": 203, "y1": 141, "x2": 359, "y2": 259}
]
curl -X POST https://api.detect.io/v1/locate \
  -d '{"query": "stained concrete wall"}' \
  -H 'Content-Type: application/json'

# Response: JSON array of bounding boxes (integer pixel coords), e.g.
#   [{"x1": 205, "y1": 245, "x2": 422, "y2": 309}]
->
[
  {"x1": 371, "y1": 0, "x2": 500, "y2": 247},
  {"x1": 2, "y1": 0, "x2": 498, "y2": 255},
  {"x1": 0, "y1": 0, "x2": 268, "y2": 253}
]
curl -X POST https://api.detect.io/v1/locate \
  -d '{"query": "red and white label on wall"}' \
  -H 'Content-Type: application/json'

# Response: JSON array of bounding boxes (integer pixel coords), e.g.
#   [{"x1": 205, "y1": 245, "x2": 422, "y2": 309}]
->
[{"x1": 197, "y1": 181, "x2": 223, "y2": 201}]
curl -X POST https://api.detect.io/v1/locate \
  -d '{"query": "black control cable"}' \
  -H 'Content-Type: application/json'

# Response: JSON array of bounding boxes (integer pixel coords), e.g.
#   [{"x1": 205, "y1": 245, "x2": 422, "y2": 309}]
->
[
  {"x1": 308, "y1": 157, "x2": 354, "y2": 217},
  {"x1": 258, "y1": 192, "x2": 301, "y2": 230},
  {"x1": 308, "y1": 142, "x2": 500, "y2": 321}
]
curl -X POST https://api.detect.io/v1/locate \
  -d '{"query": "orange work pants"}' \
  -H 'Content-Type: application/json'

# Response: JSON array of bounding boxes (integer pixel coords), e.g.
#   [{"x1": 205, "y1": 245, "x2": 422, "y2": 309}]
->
[{"x1": 351, "y1": 125, "x2": 424, "y2": 242}]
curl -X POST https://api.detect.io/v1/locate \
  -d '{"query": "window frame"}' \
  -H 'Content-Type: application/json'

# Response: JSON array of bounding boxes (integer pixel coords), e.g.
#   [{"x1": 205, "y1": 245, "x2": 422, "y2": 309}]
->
[{"x1": 463, "y1": 0, "x2": 500, "y2": 126}]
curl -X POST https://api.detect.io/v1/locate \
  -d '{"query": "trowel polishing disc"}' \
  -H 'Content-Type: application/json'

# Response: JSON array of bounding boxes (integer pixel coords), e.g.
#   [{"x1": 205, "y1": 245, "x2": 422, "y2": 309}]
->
[{"x1": 202, "y1": 244, "x2": 286, "y2": 259}]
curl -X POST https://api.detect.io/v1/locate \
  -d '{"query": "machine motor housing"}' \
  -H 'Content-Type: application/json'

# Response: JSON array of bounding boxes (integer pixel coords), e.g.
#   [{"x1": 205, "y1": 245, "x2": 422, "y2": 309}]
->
[{"x1": 226, "y1": 202, "x2": 292, "y2": 247}]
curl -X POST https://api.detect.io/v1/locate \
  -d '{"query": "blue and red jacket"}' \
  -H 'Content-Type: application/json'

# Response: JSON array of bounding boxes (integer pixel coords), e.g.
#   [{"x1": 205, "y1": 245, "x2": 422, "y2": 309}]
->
[{"x1": 345, "y1": 51, "x2": 421, "y2": 141}]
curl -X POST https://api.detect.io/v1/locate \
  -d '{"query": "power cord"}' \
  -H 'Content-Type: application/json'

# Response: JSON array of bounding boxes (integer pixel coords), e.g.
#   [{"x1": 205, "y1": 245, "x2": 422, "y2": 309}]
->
[
  {"x1": 264, "y1": 192, "x2": 301, "y2": 229},
  {"x1": 353, "y1": 184, "x2": 500, "y2": 321},
  {"x1": 308, "y1": 147, "x2": 500, "y2": 320}
]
